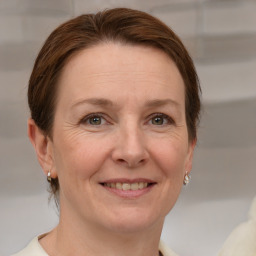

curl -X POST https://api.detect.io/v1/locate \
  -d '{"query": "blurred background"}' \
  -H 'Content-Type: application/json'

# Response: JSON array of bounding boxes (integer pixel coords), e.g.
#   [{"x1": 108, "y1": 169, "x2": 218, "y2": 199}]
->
[{"x1": 0, "y1": 0, "x2": 256, "y2": 255}]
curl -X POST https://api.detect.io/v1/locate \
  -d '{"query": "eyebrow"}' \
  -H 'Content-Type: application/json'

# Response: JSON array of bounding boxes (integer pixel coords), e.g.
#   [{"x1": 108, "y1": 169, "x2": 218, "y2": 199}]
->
[
  {"x1": 71, "y1": 98, "x2": 180, "y2": 109},
  {"x1": 71, "y1": 98, "x2": 114, "y2": 109},
  {"x1": 145, "y1": 99, "x2": 180, "y2": 108}
]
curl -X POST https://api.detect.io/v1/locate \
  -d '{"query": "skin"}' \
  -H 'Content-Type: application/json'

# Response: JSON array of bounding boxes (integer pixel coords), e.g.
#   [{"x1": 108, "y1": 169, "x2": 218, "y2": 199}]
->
[{"x1": 28, "y1": 43, "x2": 196, "y2": 256}]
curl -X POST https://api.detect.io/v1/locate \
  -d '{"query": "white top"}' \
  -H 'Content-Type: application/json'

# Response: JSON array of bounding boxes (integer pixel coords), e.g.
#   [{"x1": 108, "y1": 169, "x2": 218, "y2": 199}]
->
[
  {"x1": 11, "y1": 234, "x2": 178, "y2": 256},
  {"x1": 218, "y1": 196, "x2": 256, "y2": 256}
]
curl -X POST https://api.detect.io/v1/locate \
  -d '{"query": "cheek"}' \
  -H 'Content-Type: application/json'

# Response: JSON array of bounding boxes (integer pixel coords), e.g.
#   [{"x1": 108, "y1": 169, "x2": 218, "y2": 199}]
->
[
  {"x1": 53, "y1": 133, "x2": 112, "y2": 181},
  {"x1": 148, "y1": 139, "x2": 188, "y2": 216},
  {"x1": 150, "y1": 137, "x2": 189, "y2": 178}
]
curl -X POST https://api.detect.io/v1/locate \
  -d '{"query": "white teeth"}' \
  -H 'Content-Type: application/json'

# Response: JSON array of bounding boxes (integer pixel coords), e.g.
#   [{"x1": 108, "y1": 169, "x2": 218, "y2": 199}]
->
[
  {"x1": 116, "y1": 183, "x2": 122, "y2": 189},
  {"x1": 138, "y1": 182, "x2": 144, "y2": 189},
  {"x1": 104, "y1": 182, "x2": 149, "y2": 190},
  {"x1": 122, "y1": 183, "x2": 131, "y2": 191},
  {"x1": 131, "y1": 183, "x2": 139, "y2": 190}
]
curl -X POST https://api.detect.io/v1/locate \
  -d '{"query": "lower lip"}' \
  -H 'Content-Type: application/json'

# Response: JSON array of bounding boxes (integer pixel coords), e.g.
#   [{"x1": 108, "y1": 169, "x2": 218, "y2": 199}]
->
[{"x1": 101, "y1": 184, "x2": 155, "y2": 199}]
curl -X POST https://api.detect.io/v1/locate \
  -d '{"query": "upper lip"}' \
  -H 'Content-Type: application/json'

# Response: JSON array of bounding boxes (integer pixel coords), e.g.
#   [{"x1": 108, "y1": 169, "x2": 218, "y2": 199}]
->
[{"x1": 99, "y1": 178, "x2": 156, "y2": 184}]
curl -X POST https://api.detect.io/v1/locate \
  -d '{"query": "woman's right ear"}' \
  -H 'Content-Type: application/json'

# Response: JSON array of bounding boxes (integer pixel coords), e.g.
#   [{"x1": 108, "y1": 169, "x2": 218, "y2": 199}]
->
[{"x1": 27, "y1": 119, "x2": 55, "y2": 177}]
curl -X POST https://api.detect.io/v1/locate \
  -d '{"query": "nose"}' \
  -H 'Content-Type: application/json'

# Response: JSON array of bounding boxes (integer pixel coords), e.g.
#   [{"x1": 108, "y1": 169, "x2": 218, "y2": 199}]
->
[{"x1": 111, "y1": 125, "x2": 149, "y2": 168}]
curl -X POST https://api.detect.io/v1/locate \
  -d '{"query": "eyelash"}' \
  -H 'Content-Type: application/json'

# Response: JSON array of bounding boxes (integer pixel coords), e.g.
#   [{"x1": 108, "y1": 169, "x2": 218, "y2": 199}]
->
[
  {"x1": 80, "y1": 112, "x2": 108, "y2": 125},
  {"x1": 147, "y1": 113, "x2": 174, "y2": 126},
  {"x1": 79, "y1": 112, "x2": 174, "y2": 126}
]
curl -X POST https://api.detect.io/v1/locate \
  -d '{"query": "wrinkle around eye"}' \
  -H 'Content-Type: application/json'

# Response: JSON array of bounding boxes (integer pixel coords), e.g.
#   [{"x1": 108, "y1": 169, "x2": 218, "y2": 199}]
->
[
  {"x1": 64, "y1": 120, "x2": 92, "y2": 133},
  {"x1": 62, "y1": 119, "x2": 113, "y2": 141},
  {"x1": 150, "y1": 124, "x2": 189, "y2": 143},
  {"x1": 59, "y1": 122, "x2": 97, "y2": 142},
  {"x1": 145, "y1": 121, "x2": 188, "y2": 137}
]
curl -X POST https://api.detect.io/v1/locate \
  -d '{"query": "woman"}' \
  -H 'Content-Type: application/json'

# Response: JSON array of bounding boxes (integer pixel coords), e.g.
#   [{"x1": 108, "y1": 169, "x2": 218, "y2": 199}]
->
[{"x1": 13, "y1": 8, "x2": 201, "y2": 256}]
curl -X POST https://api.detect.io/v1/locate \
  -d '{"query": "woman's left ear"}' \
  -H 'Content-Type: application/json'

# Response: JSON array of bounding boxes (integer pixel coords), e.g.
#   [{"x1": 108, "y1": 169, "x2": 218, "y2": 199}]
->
[
  {"x1": 27, "y1": 118, "x2": 57, "y2": 179},
  {"x1": 185, "y1": 138, "x2": 196, "y2": 173}
]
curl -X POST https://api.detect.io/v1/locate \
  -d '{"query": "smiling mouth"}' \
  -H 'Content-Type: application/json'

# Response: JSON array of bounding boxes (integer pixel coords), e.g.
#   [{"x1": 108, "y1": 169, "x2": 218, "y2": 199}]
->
[{"x1": 100, "y1": 182, "x2": 155, "y2": 191}]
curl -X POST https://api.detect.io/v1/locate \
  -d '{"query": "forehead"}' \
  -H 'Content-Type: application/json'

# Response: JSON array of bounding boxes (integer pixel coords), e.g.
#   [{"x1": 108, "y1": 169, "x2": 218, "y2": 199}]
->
[
  {"x1": 62, "y1": 43, "x2": 180, "y2": 77},
  {"x1": 57, "y1": 43, "x2": 185, "y2": 107}
]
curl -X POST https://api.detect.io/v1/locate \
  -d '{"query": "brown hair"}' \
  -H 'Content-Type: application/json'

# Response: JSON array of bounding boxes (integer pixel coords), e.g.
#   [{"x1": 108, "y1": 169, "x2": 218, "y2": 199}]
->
[{"x1": 28, "y1": 8, "x2": 201, "y2": 202}]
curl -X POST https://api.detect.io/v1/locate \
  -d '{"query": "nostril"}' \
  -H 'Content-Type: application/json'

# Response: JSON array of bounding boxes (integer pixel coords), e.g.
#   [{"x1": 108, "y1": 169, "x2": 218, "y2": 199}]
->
[
  {"x1": 115, "y1": 158, "x2": 147, "y2": 168},
  {"x1": 117, "y1": 159, "x2": 126, "y2": 163}
]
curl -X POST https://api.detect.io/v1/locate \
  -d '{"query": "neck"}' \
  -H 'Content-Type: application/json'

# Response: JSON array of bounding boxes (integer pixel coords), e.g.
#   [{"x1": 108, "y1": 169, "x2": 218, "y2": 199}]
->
[{"x1": 41, "y1": 207, "x2": 164, "y2": 256}]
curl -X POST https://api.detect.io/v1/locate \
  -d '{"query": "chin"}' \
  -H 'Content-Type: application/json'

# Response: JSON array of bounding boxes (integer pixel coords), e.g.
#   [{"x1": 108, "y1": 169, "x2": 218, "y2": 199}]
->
[{"x1": 102, "y1": 208, "x2": 165, "y2": 234}]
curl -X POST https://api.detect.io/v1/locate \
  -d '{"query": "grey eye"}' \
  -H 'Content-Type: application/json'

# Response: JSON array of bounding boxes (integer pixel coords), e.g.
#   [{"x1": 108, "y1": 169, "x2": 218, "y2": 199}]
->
[
  {"x1": 152, "y1": 116, "x2": 164, "y2": 125},
  {"x1": 89, "y1": 116, "x2": 102, "y2": 125}
]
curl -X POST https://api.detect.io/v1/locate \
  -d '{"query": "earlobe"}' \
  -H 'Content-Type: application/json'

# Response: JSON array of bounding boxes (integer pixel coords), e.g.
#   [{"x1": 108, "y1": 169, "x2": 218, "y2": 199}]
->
[{"x1": 27, "y1": 119, "x2": 57, "y2": 178}]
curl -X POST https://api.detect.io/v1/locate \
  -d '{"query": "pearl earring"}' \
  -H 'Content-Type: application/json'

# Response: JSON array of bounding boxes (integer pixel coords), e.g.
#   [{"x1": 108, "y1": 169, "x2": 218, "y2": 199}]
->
[
  {"x1": 47, "y1": 170, "x2": 51, "y2": 182},
  {"x1": 183, "y1": 171, "x2": 191, "y2": 185}
]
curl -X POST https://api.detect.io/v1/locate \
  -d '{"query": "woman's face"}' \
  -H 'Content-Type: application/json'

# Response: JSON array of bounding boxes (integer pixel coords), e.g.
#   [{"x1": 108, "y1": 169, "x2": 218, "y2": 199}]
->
[{"x1": 48, "y1": 43, "x2": 195, "y2": 233}]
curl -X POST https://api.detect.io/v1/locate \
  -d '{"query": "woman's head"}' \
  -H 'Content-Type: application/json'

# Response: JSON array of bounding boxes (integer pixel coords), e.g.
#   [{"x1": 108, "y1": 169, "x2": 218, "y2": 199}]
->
[{"x1": 28, "y1": 8, "x2": 201, "y2": 208}]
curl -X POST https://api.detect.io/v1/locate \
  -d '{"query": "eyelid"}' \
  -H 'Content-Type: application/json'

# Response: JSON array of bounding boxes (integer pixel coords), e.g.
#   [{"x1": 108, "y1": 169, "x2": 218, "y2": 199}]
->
[
  {"x1": 79, "y1": 112, "x2": 108, "y2": 125},
  {"x1": 78, "y1": 112, "x2": 174, "y2": 126},
  {"x1": 147, "y1": 112, "x2": 175, "y2": 125}
]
